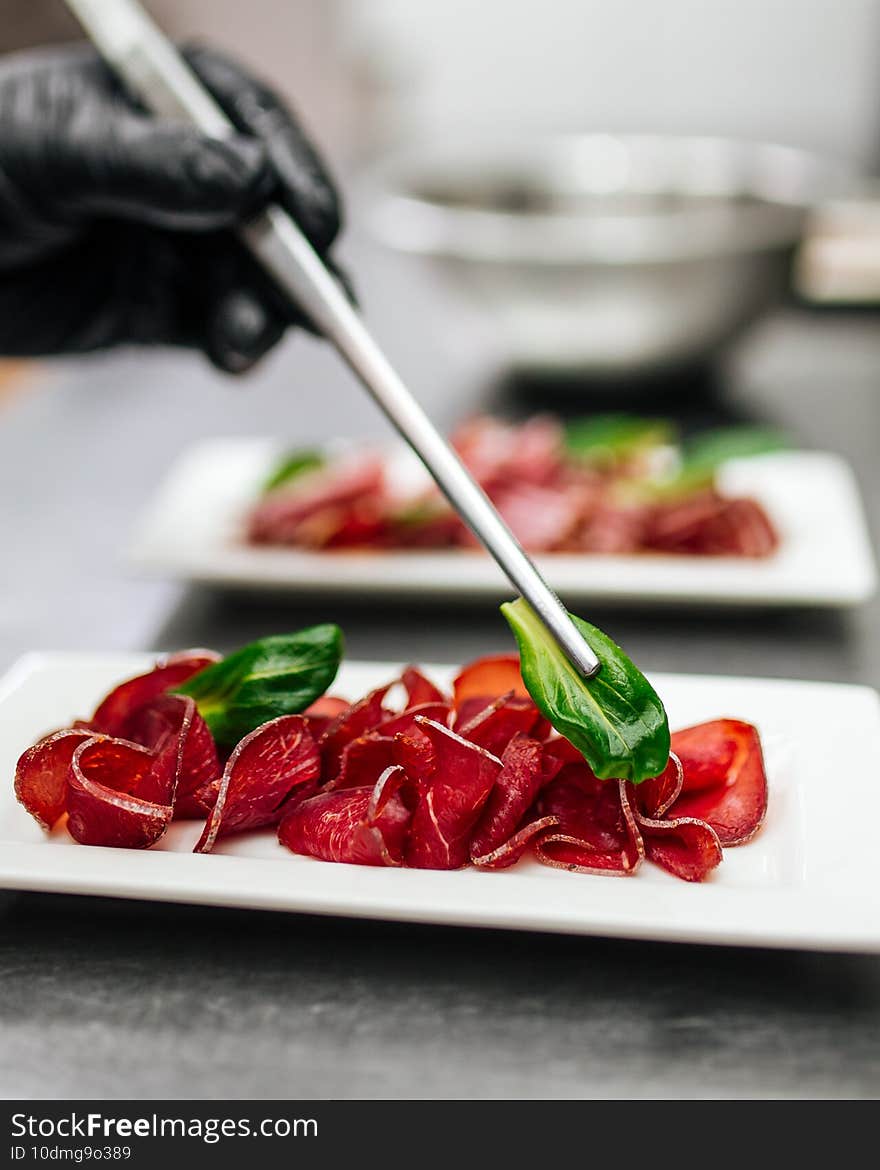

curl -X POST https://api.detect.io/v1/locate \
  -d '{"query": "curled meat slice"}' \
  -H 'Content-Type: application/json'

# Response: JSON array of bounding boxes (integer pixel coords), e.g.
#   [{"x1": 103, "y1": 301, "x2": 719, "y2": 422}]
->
[
  {"x1": 121, "y1": 693, "x2": 219, "y2": 818},
  {"x1": 405, "y1": 717, "x2": 502, "y2": 870},
  {"x1": 470, "y1": 734, "x2": 561, "y2": 862},
  {"x1": 195, "y1": 715, "x2": 321, "y2": 853},
  {"x1": 278, "y1": 765, "x2": 412, "y2": 866},
  {"x1": 626, "y1": 754, "x2": 723, "y2": 882},
  {"x1": 536, "y1": 772, "x2": 643, "y2": 875},
  {"x1": 670, "y1": 719, "x2": 768, "y2": 845},
  {"x1": 15, "y1": 728, "x2": 97, "y2": 831},
  {"x1": 631, "y1": 752, "x2": 684, "y2": 820},
  {"x1": 89, "y1": 651, "x2": 220, "y2": 737},
  {"x1": 471, "y1": 816, "x2": 560, "y2": 870},
  {"x1": 67, "y1": 737, "x2": 173, "y2": 849},
  {"x1": 636, "y1": 811, "x2": 723, "y2": 882}
]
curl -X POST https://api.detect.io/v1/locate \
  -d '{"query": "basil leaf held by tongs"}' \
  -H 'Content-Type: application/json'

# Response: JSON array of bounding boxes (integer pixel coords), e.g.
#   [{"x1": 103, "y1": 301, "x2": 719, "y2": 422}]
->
[
  {"x1": 175, "y1": 625, "x2": 344, "y2": 748},
  {"x1": 501, "y1": 598, "x2": 669, "y2": 784}
]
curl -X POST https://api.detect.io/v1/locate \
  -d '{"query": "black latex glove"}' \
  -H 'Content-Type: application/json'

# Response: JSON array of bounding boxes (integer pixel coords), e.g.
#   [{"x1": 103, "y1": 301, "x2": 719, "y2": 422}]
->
[{"x1": 0, "y1": 43, "x2": 345, "y2": 372}]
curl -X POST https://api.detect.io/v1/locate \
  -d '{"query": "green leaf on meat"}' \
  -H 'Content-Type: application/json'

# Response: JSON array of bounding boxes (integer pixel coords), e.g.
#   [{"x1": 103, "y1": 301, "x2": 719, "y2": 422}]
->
[
  {"x1": 501, "y1": 598, "x2": 669, "y2": 784},
  {"x1": 175, "y1": 625, "x2": 343, "y2": 748}
]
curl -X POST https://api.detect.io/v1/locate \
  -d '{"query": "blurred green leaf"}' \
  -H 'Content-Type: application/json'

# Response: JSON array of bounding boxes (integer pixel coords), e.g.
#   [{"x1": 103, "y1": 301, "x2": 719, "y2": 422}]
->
[
  {"x1": 263, "y1": 449, "x2": 325, "y2": 494},
  {"x1": 564, "y1": 415, "x2": 675, "y2": 466}
]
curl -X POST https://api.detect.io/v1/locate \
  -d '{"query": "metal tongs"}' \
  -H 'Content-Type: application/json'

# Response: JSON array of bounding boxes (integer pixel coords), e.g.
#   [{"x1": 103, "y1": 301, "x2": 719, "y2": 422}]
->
[{"x1": 65, "y1": 0, "x2": 601, "y2": 680}]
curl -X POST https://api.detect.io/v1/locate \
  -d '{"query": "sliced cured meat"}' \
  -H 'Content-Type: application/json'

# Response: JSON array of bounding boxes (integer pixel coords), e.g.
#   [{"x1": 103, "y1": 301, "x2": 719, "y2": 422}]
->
[
  {"x1": 67, "y1": 737, "x2": 173, "y2": 849},
  {"x1": 247, "y1": 414, "x2": 778, "y2": 559},
  {"x1": 579, "y1": 504, "x2": 649, "y2": 554},
  {"x1": 670, "y1": 719, "x2": 768, "y2": 845},
  {"x1": 120, "y1": 693, "x2": 219, "y2": 818},
  {"x1": 401, "y1": 666, "x2": 446, "y2": 706},
  {"x1": 451, "y1": 414, "x2": 563, "y2": 491},
  {"x1": 405, "y1": 717, "x2": 502, "y2": 870},
  {"x1": 247, "y1": 456, "x2": 385, "y2": 545},
  {"x1": 15, "y1": 727, "x2": 97, "y2": 831},
  {"x1": 89, "y1": 651, "x2": 220, "y2": 738},
  {"x1": 195, "y1": 715, "x2": 321, "y2": 853},
  {"x1": 452, "y1": 655, "x2": 528, "y2": 709},
  {"x1": 631, "y1": 752, "x2": 684, "y2": 819},
  {"x1": 278, "y1": 765, "x2": 412, "y2": 866},
  {"x1": 332, "y1": 734, "x2": 397, "y2": 790},
  {"x1": 536, "y1": 773, "x2": 643, "y2": 875},
  {"x1": 471, "y1": 816, "x2": 559, "y2": 869},
  {"x1": 635, "y1": 811, "x2": 724, "y2": 882},
  {"x1": 371, "y1": 702, "x2": 451, "y2": 740},
  {"x1": 469, "y1": 734, "x2": 560, "y2": 861},
  {"x1": 303, "y1": 695, "x2": 350, "y2": 739},
  {"x1": 462, "y1": 482, "x2": 580, "y2": 552},
  {"x1": 647, "y1": 495, "x2": 778, "y2": 558},
  {"x1": 319, "y1": 684, "x2": 392, "y2": 779},
  {"x1": 455, "y1": 692, "x2": 541, "y2": 756}
]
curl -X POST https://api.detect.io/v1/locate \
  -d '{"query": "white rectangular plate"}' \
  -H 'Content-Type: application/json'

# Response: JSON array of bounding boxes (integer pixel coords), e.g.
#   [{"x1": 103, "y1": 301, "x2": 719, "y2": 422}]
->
[
  {"x1": 128, "y1": 439, "x2": 876, "y2": 607},
  {"x1": 2, "y1": 653, "x2": 879, "y2": 953}
]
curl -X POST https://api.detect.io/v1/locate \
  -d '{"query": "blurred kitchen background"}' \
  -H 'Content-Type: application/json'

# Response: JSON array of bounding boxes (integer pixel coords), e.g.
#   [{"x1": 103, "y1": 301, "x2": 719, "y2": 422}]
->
[
  {"x1": 4, "y1": 0, "x2": 880, "y2": 384},
  {"x1": 14, "y1": 0, "x2": 880, "y2": 167},
  {"x1": 2, "y1": 0, "x2": 880, "y2": 664}
]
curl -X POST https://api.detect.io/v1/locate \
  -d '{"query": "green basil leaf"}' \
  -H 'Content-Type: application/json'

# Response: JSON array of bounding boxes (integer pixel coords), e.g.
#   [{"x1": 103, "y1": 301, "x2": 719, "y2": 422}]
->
[
  {"x1": 262, "y1": 448, "x2": 325, "y2": 494},
  {"x1": 564, "y1": 415, "x2": 675, "y2": 466},
  {"x1": 663, "y1": 425, "x2": 788, "y2": 495},
  {"x1": 501, "y1": 598, "x2": 669, "y2": 784},
  {"x1": 174, "y1": 625, "x2": 343, "y2": 748}
]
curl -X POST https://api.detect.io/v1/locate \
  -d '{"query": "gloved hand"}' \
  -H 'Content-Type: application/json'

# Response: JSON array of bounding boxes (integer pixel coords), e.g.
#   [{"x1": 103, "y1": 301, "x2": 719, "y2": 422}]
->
[{"x1": 0, "y1": 43, "x2": 345, "y2": 372}]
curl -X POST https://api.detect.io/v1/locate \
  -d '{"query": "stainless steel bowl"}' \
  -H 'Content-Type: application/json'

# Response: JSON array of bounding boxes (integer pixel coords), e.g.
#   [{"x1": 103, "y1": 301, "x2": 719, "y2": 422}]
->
[{"x1": 363, "y1": 134, "x2": 848, "y2": 377}]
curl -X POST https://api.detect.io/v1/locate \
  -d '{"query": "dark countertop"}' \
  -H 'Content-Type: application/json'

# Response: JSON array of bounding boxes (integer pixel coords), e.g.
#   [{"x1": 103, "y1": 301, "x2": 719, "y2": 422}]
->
[{"x1": 1, "y1": 240, "x2": 879, "y2": 1098}]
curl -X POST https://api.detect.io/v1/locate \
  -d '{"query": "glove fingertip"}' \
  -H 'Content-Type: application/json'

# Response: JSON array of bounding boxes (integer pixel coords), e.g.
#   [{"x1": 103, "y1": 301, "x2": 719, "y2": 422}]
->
[{"x1": 205, "y1": 288, "x2": 286, "y2": 374}]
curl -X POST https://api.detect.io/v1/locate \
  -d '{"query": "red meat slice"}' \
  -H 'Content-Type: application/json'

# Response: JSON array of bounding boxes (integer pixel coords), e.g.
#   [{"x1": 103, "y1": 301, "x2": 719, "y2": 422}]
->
[
  {"x1": 462, "y1": 482, "x2": 580, "y2": 552},
  {"x1": 631, "y1": 752, "x2": 684, "y2": 819},
  {"x1": 332, "y1": 735, "x2": 397, "y2": 790},
  {"x1": 195, "y1": 715, "x2": 321, "y2": 853},
  {"x1": 646, "y1": 494, "x2": 778, "y2": 558},
  {"x1": 536, "y1": 771, "x2": 643, "y2": 875},
  {"x1": 67, "y1": 737, "x2": 174, "y2": 849},
  {"x1": 120, "y1": 693, "x2": 219, "y2": 818},
  {"x1": 371, "y1": 702, "x2": 451, "y2": 739},
  {"x1": 278, "y1": 765, "x2": 413, "y2": 866},
  {"x1": 15, "y1": 728, "x2": 97, "y2": 831},
  {"x1": 247, "y1": 457, "x2": 384, "y2": 545},
  {"x1": 579, "y1": 504, "x2": 649, "y2": 554},
  {"x1": 470, "y1": 816, "x2": 560, "y2": 869},
  {"x1": 89, "y1": 651, "x2": 220, "y2": 737},
  {"x1": 454, "y1": 692, "x2": 542, "y2": 756},
  {"x1": 452, "y1": 655, "x2": 529, "y2": 709},
  {"x1": 669, "y1": 719, "x2": 768, "y2": 845},
  {"x1": 405, "y1": 717, "x2": 502, "y2": 869},
  {"x1": 451, "y1": 415, "x2": 563, "y2": 490},
  {"x1": 470, "y1": 734, "x2": 561, "y2": 862},
  {"x1": 303, "y1": 695, "x2": 349, "y2": 737},
  {"x1": 635, "y1": 810, "x2": 723, "y2": 882},
  {"x1": 319, "y1": 684, "x2": 392, "y2": 779},
  {"x1": 401, "y1": 666, "x2": 446, "y2": 706}
]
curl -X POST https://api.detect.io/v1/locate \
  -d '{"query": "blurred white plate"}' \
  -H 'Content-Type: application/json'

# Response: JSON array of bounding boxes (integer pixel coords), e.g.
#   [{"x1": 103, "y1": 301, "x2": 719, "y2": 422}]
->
[
  {"x1": 127, "y1": 439, "x2": 876, "y2": 607},
  {"x1": 1, "y1": 653, "x2": 879, "y2": 953}
]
